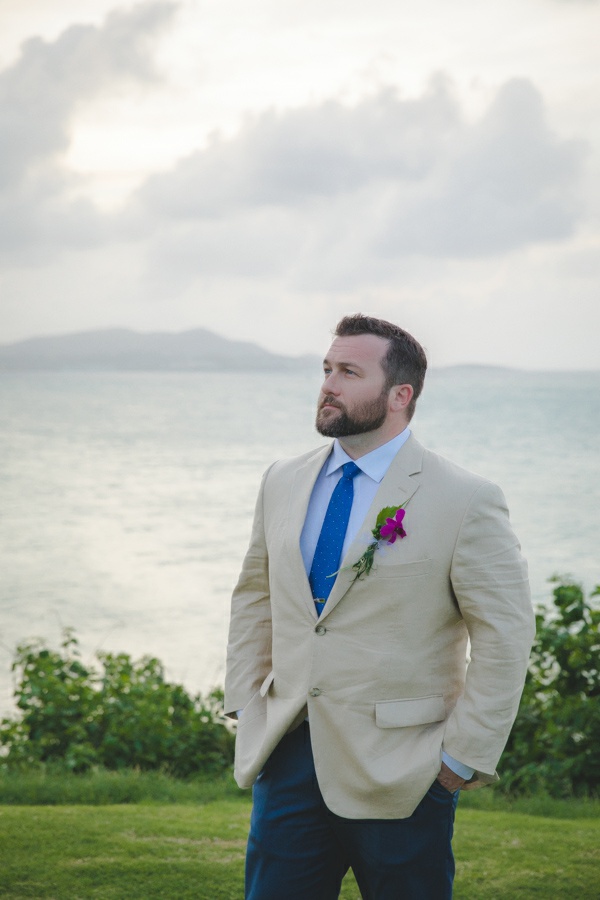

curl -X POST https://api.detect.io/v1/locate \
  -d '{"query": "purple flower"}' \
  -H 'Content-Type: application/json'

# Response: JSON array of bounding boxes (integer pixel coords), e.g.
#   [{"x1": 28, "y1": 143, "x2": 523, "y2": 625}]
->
[
  {"x1": 379, "y1": 508, "x2": 407, "y2": 544},
  {"x1": 351, "y1": 503, "x2": 409, "y2": 580}
]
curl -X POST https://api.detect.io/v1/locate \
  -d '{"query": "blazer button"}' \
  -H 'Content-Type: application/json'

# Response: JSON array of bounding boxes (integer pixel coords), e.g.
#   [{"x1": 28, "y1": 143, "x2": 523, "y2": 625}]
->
[
  {"x1": 315, "y1": 625, "x2": 326, "y2": 635},
  {"x1": 309, "y1": 688, "x2": 323, "y2": 697}
]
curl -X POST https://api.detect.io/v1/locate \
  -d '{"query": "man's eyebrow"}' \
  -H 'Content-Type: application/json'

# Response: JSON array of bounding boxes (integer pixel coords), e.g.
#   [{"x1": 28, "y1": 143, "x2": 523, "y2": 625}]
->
[{"x1": 322, "y1": 357, "x2": 365, "y2": 371}]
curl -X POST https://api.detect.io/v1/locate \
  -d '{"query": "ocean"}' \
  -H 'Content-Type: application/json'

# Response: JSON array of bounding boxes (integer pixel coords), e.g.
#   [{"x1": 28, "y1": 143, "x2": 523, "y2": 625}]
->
[{"x1": 1, "y1": 368, "x2": 598, "y2": 717}]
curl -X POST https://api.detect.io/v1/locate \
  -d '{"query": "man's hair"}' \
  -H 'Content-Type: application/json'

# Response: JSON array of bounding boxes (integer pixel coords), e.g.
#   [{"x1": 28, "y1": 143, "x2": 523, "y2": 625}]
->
[{"x1": 334, "y1": 314, "x2": 427, "y2": 420}]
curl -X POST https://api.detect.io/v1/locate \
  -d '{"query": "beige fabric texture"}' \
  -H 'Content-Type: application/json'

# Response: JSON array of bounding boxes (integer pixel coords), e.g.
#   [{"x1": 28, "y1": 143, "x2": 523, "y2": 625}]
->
[{"x1": 225, "y1": 435, "x2": 535, "y2": 820}]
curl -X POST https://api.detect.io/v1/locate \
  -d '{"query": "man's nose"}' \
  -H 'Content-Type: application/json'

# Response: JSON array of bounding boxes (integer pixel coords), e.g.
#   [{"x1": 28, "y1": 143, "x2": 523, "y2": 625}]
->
[{"x1": 322, "y1": 371, "x2": 340, "y2": 394}]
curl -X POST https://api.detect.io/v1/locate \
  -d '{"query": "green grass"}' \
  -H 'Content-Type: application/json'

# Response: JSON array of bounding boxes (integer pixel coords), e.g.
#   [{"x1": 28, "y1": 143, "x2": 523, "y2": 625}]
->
[
  {"x1": 0, "y1": 798, "x2": 598, "y2": 899},
  {"x1": 0, "y1": 802, "x2": 248, "y2": 899},
  {"x1": 0, "y1": 769, "x2": 247, "y2": 806},
  {"x1": 452, "y1": 808, "x2": 600, "y2": 899},
  {"x1": 2, "y1": 769, "x2": 598, "y2": 817},
  {"x1": 455, "y1": 784, "x2": 600, "y2": 819}
]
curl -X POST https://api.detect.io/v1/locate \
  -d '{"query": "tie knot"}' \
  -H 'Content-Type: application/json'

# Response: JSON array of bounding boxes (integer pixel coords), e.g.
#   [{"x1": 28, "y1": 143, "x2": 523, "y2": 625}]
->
[{"x1": 342, "y1": 461, "x2": 360, "y2": 480}]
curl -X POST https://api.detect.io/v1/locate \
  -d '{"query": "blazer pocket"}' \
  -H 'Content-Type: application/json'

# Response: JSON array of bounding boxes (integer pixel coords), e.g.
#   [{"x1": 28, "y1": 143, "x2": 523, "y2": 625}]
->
[
  {"x1": 374, "y1": 558, "x2": 433, "y2": 579},
  {"x1": 259, "y1": 670, "x2": 275, "y2": 697},
  {"x1": 236, "y1": 672, "x2": 275, "y2": 729},
  {"x1": 375, "y1": 695, "x2": 446, "y2": 728}
]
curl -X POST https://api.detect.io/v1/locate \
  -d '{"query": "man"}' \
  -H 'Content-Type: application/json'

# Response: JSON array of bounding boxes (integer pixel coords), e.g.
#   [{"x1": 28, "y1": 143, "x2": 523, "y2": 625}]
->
[{"x1": 225, "y1": 314, "x2": 534, "y2": 899}]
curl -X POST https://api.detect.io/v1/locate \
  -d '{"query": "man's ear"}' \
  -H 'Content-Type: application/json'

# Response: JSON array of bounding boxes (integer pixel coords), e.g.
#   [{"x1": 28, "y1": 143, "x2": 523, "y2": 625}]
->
[{"x1": 389, "y1": 384, "x2": 414, "y2": 413}]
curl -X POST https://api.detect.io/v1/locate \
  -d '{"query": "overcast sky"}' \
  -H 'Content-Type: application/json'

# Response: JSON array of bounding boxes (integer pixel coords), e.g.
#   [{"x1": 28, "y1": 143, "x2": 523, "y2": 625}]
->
[{"x1": 0, "y1": 0, "x2": 598, "y2": 368}]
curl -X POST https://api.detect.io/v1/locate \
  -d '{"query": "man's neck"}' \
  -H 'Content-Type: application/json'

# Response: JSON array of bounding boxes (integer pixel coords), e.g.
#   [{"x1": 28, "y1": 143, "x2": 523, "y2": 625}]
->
[{"x1": 337, "y1": 422, "x2": 409, "y2": 460}]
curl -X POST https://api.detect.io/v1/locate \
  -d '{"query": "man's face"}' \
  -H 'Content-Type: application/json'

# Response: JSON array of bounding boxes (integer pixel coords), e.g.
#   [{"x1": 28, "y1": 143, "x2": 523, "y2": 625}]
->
[{"x1": 316, "y1": 334, "x2": 391, "y2": 438}]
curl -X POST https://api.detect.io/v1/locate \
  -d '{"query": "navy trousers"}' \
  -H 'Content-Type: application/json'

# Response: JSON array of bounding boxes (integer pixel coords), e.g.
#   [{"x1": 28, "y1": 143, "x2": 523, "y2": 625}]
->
[{"x1": 246, "y1": 722, "x2": 459, "y2": 900}]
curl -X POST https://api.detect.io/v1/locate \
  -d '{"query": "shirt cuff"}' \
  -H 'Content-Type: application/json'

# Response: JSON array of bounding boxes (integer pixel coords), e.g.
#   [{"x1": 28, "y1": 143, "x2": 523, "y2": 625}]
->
[{"x1": 442, "y1": 751, "x2": 475, "y2": 780}]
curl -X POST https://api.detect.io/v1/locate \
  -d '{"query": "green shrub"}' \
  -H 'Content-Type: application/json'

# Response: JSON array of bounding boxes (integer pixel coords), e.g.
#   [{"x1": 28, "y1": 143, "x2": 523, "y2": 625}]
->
[
  {"x1": 0, "y1": 630, "x2": 234, "y2": 777},
  {"x1": 500, "y1": 577, "x2": 600, "y2": 797}
]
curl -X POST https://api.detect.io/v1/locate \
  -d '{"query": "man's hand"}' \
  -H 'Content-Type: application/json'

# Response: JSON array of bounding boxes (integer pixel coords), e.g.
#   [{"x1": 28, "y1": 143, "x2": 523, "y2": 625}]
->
[{"x1": 436, "y1": 761, "x2": 466, "y2": 793}]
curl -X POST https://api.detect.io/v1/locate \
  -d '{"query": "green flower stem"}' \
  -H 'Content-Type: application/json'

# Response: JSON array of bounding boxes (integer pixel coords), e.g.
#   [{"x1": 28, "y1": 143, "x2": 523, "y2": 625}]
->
[{"x1": 351, "y1": 540, "x2": 380, "y2": 582}]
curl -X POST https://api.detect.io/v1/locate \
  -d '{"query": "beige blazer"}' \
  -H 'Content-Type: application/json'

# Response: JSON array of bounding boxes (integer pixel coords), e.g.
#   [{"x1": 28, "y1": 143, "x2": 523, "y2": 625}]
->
[{"x1": 225, "y1": 435, "x2": 535, "y2": 819}]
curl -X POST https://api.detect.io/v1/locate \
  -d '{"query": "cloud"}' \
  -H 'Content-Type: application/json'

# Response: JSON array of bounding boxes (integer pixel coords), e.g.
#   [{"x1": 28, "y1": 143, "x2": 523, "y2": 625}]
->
[
  {"x1": 138, "y1": 82, "x2": 457, "y2": 216},
  {"x1": 135, "y1": 77, "x2": 585, "y2": 292},
  {"x1": 0, "y1": 1, "x2": 178, "y2": 261},
  {"x1": 376, "y1": 78, "x2": 586, "y2": 257},
  {"x1": 0, "y1": 8, "x2": 588, "y2": 295}
]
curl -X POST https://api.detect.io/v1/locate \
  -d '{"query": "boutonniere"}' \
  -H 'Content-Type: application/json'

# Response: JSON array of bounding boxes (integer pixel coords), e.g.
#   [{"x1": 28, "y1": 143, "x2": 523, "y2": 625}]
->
[{"x1": 351, "y1": 504, "x2": 407, "y2": 581}]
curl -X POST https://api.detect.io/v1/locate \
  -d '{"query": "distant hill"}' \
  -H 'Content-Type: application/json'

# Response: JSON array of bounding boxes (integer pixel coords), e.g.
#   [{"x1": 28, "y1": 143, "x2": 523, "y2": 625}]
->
[{"x1": 0, "y1": 328, "x2": 318, "y2": 372}]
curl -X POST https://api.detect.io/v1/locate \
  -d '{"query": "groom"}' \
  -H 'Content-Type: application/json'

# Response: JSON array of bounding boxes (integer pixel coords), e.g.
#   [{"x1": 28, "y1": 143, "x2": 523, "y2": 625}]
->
[{"x1": 225, "y1": 314, "x2": 534, "y2": 899}]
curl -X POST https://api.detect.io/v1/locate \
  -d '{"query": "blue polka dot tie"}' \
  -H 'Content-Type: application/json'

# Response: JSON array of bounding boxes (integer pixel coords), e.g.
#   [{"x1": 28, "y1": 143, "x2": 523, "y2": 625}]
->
[{"x1": 309, "y1": 461, "x2": 360, "y2": 616}]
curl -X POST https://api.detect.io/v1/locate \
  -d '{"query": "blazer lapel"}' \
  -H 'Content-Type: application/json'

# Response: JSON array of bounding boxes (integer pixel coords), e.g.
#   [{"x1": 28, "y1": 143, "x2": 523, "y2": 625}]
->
[
  {"x1": 320, "y1": 434, "x2": 425, "y2": 619},
  {"x1": 284, "y1": 443, "x2": 333, "y2": 617}
]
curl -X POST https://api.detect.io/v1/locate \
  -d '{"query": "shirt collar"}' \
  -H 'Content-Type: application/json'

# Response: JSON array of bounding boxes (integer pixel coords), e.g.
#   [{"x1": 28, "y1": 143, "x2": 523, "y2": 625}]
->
[{"x1": 326, "y1": 427, "x2": 411, "y2": 483}]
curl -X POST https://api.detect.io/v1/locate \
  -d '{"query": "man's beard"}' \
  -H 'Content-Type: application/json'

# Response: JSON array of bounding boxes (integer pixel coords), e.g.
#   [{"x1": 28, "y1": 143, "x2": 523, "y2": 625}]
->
[{"x1": 316, "y1": 390, "x2": 388, "y2": 438}]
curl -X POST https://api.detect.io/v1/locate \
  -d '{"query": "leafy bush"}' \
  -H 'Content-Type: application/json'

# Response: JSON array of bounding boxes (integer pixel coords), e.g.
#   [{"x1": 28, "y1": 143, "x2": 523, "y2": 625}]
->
[
  {"x1": 0, "y1": 630, "x2": 234, "y2": 777},
  {"x1": 500, "y1": 577, "x2": 600, "y2": 797}
]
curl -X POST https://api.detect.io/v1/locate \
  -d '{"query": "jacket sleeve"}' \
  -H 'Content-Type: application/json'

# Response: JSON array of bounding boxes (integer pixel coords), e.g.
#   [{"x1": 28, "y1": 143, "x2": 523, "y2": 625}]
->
[
  {"x1": 224, "y1": 467, "x2": 273, "y2": 717},
  {"x1": 443, "y1": 480, "x2": 535, "y2": 777}
]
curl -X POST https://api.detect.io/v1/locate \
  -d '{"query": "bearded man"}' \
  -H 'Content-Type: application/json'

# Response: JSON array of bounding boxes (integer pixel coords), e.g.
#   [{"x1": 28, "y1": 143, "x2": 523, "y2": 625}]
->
[{"x1": 225, "y1": 314, "x2": 534, "y2": 899}]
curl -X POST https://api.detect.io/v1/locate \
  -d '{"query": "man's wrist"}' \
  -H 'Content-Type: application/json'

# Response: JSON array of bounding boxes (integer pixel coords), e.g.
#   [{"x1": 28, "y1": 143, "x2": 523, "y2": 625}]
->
[{"x1": 442, "y1": 751, "x2": 475, "y2": 781}]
